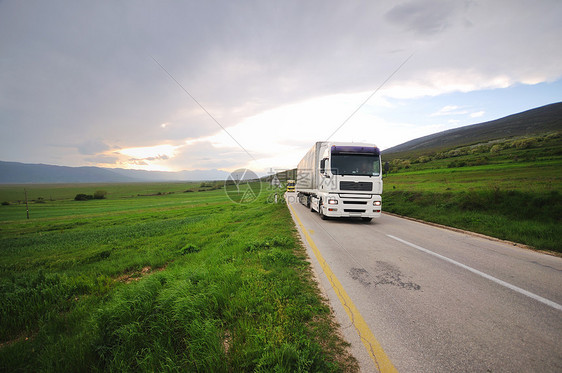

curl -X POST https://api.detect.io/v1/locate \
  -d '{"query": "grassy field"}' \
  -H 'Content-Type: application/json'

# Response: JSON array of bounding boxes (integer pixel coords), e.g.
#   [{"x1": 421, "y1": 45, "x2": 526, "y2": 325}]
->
[
  {"x1": 382, "y1": 133, "x2": 562, "y2": 252},
  {"x1": 0, "y1": 183, "x2": 357, "y2": 372}
]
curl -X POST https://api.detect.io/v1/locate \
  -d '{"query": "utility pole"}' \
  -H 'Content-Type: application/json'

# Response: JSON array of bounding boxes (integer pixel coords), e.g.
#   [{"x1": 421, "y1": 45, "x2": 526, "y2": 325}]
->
[{"x1": 24, "y1": 188, "x2": 29, "y2": 219}]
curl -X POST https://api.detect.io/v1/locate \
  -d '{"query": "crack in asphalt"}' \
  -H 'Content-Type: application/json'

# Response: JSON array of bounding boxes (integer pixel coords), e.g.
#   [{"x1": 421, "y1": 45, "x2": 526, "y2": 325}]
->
[
  {"x1": 289, "y1": 203, "x2": 397, "y2": 372},
  {"x1": 328, "y1": 268, "x2": 383, "y2": 372}
]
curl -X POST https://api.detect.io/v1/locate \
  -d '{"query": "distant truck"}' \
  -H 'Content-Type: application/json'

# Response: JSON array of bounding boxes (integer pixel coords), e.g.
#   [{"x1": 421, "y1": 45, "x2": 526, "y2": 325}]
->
[
  {"x1": 286, "y1": 179, "x2": 295, "y2": 192},
  {"x1": 296, "y1": 142, "x2": 382, "y2": 221}
]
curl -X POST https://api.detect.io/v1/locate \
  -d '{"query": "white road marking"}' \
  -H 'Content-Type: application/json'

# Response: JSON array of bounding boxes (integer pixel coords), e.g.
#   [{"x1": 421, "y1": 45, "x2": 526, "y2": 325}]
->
[{"x1": 386, "y1": 234, "x2": 562, "y2": 312}]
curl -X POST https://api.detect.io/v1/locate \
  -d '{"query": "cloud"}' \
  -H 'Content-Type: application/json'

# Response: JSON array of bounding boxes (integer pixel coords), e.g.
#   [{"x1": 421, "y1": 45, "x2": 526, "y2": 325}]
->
[
  {"x1": 431, "y1": 106, "x2": 486, "y2": 119},
  {"x1": 145, "y1": 155, "x2": 169, "y2": 161},
  {"x1": 165, "y1": 140, "x2": 253, "y2": 171},
  {"x1": 118, "y1": 144, "x2": 179, "y2": 160},
  {"x1": 470, "y1": 111, "x2": 485, "y2": 118},
  {"x1": 431, "y1": 105, "x2": 469, "y2": 116},
  {"x1": 1, "y1": 1, "x2": 561, "y2": 171},
  {"x1": 77, "y1": 139, "x2": 111, "y2": 155},
  {"x1": 385, "y1": 0, "x2": 465, "y2": 35},
  {"x1": 128, "y1": 159, "x2": 149, "y2": 166},
  {"x1": 84, "y1": 154, "x2": 119, "y2": 165}
]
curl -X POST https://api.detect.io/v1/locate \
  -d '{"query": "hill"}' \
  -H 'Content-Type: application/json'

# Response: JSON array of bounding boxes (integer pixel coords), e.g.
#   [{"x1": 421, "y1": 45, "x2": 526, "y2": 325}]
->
[
  {"x1": 383, "y1": 102, "x2": 562, "y2": 160},
  {"x1": 0, "y1": 161, "x2": 137, "y2": 184},
  {"x1": 0, "y1": 161, "x2": 229, "y2": 184}
]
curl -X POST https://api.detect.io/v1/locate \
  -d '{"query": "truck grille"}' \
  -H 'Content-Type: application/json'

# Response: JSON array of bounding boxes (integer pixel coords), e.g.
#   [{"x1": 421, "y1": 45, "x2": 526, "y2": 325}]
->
[
  {"x1": 340, "y1": 181, "x2": 372, "y2": 191},
  {"x1": 343, "y1": 201, "x2": 367, "y2": 205},
  {"x1": 344, "y1": 209, "x2": 366, "y2": 213}
]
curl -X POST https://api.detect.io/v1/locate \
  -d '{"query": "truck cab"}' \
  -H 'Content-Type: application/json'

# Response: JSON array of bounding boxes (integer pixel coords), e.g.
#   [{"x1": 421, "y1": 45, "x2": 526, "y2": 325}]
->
[{"x1": 296, "y1": 142, "x2": 382, "y2": 221}]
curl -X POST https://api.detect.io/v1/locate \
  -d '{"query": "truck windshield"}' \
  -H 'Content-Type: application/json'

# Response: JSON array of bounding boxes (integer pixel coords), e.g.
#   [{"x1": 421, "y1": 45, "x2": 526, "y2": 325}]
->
[{"x1": 331, "y1": 154, "x2": 380, "y2": 176}]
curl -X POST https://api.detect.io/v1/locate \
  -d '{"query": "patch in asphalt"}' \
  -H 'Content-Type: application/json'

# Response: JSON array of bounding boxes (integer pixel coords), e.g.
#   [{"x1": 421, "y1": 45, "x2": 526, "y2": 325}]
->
[
  {"x1": 349, "y1": 267, "x2": 372, "y2": 287},
  {"x1": 349, "y1": 262, "x2": 421, "y2": 291}
]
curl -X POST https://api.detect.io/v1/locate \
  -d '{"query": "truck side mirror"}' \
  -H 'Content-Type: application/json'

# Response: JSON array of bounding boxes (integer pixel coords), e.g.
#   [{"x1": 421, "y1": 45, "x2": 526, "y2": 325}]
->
[{"x1": 320, "y1": 159, "x2": 331, "y2": 178}]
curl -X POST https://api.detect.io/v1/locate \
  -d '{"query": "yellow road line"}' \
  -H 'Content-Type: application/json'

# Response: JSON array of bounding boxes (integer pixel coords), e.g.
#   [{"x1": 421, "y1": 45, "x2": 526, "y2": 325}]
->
[{"x1": 289, "y1": 204, "x2": 397, "y2": 373}]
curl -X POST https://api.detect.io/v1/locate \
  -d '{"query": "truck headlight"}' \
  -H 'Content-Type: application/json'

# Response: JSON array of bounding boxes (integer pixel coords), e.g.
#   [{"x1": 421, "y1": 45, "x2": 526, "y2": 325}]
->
[
  {"x1": 373, "y1": 201, "x2": 381, "y2": 206},
  {"x1": 327, "y1": 198, "x2": 338, "y2": 205}
]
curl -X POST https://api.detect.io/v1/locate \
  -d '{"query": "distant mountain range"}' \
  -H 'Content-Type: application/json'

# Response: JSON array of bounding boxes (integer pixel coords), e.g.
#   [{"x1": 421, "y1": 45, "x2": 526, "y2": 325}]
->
[
  {"x1": 2, "y1": 102, "x2": 561, "y2": 184},
  {"x1": 0, "y1": 161, "x2": 229, "y2": 184},
  {"x1": 383, "y1": 102, "x2": 562, "y2": 159}
]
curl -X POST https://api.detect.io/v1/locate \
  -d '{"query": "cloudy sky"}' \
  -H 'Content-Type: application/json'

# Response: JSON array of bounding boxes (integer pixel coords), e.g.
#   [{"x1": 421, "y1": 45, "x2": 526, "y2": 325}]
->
[{"x1": 1, "y1": 0, "x2": 561, "y2": 174}]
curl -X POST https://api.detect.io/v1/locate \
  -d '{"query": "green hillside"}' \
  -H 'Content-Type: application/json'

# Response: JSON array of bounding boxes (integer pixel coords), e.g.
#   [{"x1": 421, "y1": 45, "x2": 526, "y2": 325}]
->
[
  {"x1": 382, "y1": 132, "x2": 562, "y2": 252},
  {"x1": 383, "y1": 102, "x2": 562, "y2": 161}
]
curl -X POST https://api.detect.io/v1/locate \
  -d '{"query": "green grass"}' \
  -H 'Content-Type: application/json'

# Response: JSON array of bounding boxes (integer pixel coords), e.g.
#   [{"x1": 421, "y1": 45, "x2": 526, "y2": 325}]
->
[
  {"x1": 382, "y1": 134, "x2": 562, "y2": 252},
  {"x1": 0, "y1": 183, "x2": 357, "y2": 372}
]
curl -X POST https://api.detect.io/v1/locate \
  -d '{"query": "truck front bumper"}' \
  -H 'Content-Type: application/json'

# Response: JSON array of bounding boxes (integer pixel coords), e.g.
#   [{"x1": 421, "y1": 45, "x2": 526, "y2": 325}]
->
[{"x1": 322, "y1": 193, "x2": 382, "y2": 218}]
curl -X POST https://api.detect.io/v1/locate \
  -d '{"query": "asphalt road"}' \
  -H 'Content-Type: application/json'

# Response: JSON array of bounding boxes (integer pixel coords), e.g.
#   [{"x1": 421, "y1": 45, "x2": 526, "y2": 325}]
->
[{"x1": 286, "y1": 193, "x2": 562, "y2": 372}]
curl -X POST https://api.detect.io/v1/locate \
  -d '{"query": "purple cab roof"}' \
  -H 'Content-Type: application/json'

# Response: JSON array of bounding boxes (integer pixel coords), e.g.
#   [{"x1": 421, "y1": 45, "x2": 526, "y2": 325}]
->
[{"x1": 331, "y1": 145, "x2": 380, "y2": 156}]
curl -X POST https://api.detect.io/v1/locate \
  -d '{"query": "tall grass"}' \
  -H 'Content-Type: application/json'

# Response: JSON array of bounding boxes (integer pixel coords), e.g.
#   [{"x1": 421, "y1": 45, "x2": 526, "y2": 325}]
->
[
  {"x1": 383, "y1": 136, "x2": 562, "y2": 252},
  {"x1": 0, "y1": 184, "x2": 357, "y2": 372},
  {"x1": 383, "y1": 189, "x2": 561, "y2": 251}
]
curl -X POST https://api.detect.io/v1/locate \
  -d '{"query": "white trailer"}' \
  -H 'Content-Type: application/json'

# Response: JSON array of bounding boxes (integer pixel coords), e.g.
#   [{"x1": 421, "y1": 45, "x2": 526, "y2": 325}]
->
[{"x1": 296, "y1": 142, "x2": 382, "y2": 221}]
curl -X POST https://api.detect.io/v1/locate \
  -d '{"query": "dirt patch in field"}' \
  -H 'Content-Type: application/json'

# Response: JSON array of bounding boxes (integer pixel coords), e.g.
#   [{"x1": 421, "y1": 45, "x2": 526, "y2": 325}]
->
[
  {"x1": 0, "y1": 333, "x2": 35, "y2": 350},
  {"x1": 116, "y1": 265, "x2": 167, "y2": 283}
]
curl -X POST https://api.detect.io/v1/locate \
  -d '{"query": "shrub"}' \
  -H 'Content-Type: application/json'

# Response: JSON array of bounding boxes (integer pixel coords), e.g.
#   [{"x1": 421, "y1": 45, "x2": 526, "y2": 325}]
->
[
  {"x1": 447, "y1": 160, "x2": 467, "y2": 168},
  {"x1": 401, "y1": 160, "x2": 411, "y2": 169},
  {"x1": 93, "y1": 190, "x2": 107, "y2": 199},
  {"x1": 468, "y1": 157, "x2": 489, "y2": 166},
  {"x1": 544, "y1": 132, "x2": 560, "y2": 140},
  {"x1": 513, "y1": 138, "x2": 536, "y2": 149},
  {"x1": 179, "y1": 244, "x2": 200, "y2": 255},
  {"x1": 490, "y1": 144, "x2": 502, "y2": 153},
  {"x1": 74, "y1": 194, "x2": 93, "y2": 201},
  {"x1": 471, "y1": 145, "x2": 489, "y2": 154}
]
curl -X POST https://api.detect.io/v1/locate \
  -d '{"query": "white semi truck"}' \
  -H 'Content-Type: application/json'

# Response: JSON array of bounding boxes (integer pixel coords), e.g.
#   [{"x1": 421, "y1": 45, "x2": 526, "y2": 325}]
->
[{"x1": 296, "y1": 142, "x2": 382, "y2": 222}]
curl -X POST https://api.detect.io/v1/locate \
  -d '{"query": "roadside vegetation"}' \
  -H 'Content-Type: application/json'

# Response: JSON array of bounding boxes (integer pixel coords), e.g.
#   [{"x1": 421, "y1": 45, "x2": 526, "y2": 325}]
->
[
  {"x1": 382, "y1": 132, "x2": 562, "y2": 252},
  {"x1": 0, "y1": 183, "x2": 357, "y2": 372}
]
